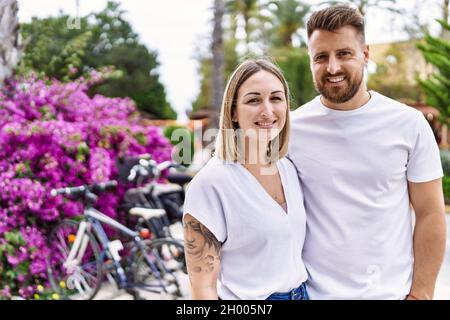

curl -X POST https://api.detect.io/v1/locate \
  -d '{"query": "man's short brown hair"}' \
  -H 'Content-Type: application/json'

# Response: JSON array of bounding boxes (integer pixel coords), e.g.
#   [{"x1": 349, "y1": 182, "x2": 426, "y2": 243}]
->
[{"x1": 307, "y1": 5, "x2": 365, "y2": 42}]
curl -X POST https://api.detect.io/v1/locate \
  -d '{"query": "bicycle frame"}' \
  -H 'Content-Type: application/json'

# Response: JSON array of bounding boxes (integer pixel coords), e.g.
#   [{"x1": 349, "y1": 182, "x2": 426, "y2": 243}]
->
[
  {"x1": 49, "y1": 180, "x2": 185, "y2": 299},
  {"x1": 63, "y1": 207, "x2": 137, "y2": 267},
  {"x1": 63, "y1": 207, "x2": 169, "y2": 293}
]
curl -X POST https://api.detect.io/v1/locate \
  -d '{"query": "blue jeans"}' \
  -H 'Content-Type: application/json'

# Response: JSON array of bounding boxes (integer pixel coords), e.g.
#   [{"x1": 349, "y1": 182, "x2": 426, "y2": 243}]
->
[{"x1": 266, "y1": 282, "x2": 309, "y2": 300}]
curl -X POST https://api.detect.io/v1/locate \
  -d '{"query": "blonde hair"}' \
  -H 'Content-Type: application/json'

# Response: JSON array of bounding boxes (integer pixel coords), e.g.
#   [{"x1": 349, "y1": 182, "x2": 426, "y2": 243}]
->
[{"x1": 215, "y1": 58, "x2": 291, "y2": 163}]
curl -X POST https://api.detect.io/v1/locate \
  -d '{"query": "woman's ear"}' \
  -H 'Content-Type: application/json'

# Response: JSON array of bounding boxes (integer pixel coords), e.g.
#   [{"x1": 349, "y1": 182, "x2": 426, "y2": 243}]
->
[
  {"x1": 232, "y1": 109, "x2": 238, "y2": 123},
  {"x1": 232, "y1": 110, "x2": 239, "y2": 129}
]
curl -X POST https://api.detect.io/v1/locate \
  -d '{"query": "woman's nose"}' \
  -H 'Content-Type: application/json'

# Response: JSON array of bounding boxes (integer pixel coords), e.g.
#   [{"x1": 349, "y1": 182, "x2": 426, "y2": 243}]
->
[{"x1": 261, "y1": 99, "x2": 275, "y2": 117}]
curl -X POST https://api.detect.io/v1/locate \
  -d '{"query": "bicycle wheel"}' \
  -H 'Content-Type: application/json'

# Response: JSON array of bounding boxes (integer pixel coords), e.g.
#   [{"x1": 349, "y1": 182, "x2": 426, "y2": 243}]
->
[
  {"x1": 46, "y1": 219, "x2": 103, "y2": 300},
  {"x1": 132, "y1": 238, "x2": 186, "y2": 299}
]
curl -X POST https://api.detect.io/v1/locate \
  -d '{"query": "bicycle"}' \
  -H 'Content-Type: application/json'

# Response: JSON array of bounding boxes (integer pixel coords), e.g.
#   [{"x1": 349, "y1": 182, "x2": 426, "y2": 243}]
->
[
  {"x1": 117, "y1": 155, "x2": 192, "y2": 240},
  {"x1": 45, "y1": 181, "x2": 187, "y2": 300}
]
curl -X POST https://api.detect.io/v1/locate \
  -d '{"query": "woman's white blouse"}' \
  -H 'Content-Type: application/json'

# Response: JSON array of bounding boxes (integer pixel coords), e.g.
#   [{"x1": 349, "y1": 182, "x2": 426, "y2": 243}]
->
[{"x1": 183, "y1": 157, "x2": 308, "y2": 300}]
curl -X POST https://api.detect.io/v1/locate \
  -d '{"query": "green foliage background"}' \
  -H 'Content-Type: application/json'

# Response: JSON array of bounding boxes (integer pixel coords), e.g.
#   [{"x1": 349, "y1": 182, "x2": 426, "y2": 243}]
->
[
  {"x1": 20, "y1": 1, "x2": 176, "y2": 119},
  {"x1": 417, "y1": 20, "x2": 450, "y2": 126}
]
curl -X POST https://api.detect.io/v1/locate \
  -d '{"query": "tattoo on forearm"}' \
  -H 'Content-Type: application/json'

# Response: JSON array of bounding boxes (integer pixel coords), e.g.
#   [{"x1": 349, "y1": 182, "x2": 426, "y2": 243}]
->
[{"x1": 184, "y1": 216, "x2": 221, "y2": 274}]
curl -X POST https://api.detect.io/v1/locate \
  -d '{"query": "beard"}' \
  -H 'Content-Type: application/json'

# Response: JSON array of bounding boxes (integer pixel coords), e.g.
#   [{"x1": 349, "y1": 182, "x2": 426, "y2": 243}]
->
[{"x1": 314, "y1": 69, "x2": 364, "y2": 104}]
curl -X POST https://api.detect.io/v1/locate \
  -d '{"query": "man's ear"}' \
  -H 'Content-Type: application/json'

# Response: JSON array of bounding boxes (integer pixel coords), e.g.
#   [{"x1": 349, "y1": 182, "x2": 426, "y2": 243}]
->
[{"x1": 363, "y1": 44, "x2": 370, "y2": 64}]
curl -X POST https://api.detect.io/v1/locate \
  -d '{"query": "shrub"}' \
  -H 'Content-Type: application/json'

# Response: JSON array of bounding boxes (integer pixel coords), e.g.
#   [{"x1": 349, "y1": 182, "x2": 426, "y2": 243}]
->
[
  {"x1": 0, "y1": 72, "x2": 173, "y2": 298},
  {"x1": 440, "y1": 150, "x2": 450, "y2": 176},
  {"x1": 443, "y1": 176, "x2": 450, "y2": 204}
]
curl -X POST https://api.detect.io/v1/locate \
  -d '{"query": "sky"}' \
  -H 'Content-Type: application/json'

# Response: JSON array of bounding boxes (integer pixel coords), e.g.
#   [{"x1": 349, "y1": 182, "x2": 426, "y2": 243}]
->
[
  {"x1": 17, "y1": 0, "x2": 444, "y2": 121},
  {"x1": 18, "y1": 0, "x2": 211, "y2": 122}
]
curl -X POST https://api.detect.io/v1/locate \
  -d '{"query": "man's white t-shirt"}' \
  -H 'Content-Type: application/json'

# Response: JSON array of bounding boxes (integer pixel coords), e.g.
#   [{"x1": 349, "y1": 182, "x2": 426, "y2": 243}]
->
[
  {"x1": 183, "y1": 157, "x2": 308, "y2": 300},
  {"x1": 289, "y1": 91, "x2": 443, "y2": 300}
]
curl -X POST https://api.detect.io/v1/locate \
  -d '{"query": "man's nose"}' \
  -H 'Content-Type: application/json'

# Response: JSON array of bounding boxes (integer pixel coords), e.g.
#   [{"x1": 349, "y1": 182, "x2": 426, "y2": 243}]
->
[{"x1": 327, "y1": 55, "x2": 342, "y2": 74}]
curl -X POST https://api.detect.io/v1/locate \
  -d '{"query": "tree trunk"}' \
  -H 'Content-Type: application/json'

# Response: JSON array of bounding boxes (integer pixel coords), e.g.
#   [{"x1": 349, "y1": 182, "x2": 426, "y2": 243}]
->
[
  {"x1": 357, "y1": 4, "x2": 366, "y2": 16},
  {"x1": 443, "y1": 0, "x2": 450, "y2": 39},
  {"x1": 211, "y1": 0, "x2": 225, "y2": 127},
  {"x1": 0, "y1": 0, "x2": 21, "y2": 86},
  {"x1": 444, "y1": 0, "x2": 449, "y2": 21},
  {"x1": 244, "y1": 12, "x2": 250, "y2": 48}
]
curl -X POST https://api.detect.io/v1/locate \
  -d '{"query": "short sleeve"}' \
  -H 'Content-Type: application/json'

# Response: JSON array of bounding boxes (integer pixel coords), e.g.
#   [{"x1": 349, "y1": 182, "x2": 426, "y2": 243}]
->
[
  {"x1": 183, "y1": 176, "x2": 227, "y2": 243},
  {"x1": 407, "y1": 114, "x2": 443, "y2": 183}
]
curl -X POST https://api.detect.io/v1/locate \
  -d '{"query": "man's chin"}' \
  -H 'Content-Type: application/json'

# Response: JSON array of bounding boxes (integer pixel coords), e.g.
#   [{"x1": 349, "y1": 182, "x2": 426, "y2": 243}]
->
[{"x1": 320, "y1": 89, "x2": 352, "y2": 104}]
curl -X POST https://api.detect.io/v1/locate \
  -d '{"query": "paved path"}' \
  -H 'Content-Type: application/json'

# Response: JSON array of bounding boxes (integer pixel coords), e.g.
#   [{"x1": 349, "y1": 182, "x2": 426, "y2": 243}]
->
[{"x1": 97, "y1": 216, "x2": 450, "y2": 300}]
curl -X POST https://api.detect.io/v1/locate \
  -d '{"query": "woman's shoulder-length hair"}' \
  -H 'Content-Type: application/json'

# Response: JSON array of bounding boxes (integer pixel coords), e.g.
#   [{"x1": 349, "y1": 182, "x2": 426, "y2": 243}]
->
[{"x1": 215, "y1": 58, "x2": 291, "y2": 164}]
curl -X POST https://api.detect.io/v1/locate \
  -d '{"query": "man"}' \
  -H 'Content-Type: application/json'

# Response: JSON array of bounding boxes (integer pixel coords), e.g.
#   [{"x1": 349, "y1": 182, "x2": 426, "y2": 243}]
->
[{"x1": 289, "y1": 5, "x2": 446, "y2": 300}]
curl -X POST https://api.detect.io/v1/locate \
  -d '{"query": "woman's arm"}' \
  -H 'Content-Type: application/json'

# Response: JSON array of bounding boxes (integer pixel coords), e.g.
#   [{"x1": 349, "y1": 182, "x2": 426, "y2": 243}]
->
[{"x1": 183, "y1": 213, "x2": 222, "y2": 299}]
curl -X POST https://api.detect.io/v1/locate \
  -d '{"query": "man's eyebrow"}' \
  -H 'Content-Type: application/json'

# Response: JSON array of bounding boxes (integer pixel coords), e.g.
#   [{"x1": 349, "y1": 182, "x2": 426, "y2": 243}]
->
[
  {"x1": 337, "y1": 47, "x2": 353, "y2": 52},
  {"x1": 313, "y1": 47, "x2": 354, "y2": 57},
  {"x1": 313, "y1": 51, "x2": 327, "y2": 57}
]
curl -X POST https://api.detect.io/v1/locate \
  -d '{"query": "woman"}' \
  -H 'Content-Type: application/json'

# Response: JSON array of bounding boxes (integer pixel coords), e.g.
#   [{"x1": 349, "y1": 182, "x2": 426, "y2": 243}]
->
[{"x1": 183, "y1": 58, "x2": 308, "y2": 300}]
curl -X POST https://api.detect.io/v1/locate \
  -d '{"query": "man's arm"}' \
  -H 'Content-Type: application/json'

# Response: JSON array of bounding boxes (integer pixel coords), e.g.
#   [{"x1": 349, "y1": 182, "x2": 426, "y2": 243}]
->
[
  {"x1": 408, "y1": 178, "x2": 446, "y2": 300},
  {"x1": 183, "y1": 214, "x2": 222, "y2": 299}
]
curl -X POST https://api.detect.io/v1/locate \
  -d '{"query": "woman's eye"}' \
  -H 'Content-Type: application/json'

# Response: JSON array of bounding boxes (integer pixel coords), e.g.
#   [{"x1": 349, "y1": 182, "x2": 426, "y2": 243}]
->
[
  {"x1": 271, "y1": 96, "x2": 282, "y2": 101},
  {"x1": 246, "y1": 98, "x2": 259, "y2": 104}
]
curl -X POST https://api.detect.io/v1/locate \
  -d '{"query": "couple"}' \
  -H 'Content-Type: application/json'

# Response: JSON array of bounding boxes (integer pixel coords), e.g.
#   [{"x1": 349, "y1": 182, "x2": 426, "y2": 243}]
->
[{"x1": 182, "y1": 5, "x2": 446, "y2": 300}]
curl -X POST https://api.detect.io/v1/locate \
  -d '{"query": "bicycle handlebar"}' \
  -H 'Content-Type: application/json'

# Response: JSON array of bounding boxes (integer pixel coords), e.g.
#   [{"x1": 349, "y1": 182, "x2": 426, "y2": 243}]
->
[
  {"x1": 91, "y1": 181, "x2": 118, "y2": 193},
  {"x1": 50, "y1": 181, "x2": 118, "y2": 197},
  {"x1": 127, "y1": 158, "x2": 185, "y2": 183}
]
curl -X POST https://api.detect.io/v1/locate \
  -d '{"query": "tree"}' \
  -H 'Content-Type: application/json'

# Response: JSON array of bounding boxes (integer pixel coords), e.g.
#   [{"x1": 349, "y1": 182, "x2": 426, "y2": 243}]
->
[
  {"x1": 20, "y1": 16, "x2": 92, "y2": 81},
  {"x1": 368, "y1": 42, "x2": 424, "y2": 103},
  {"x1": 192, "y1": 0, "x2": 316, "y2": 113},
  {"x1": 319, "y1": 0, "x2": 401, "y2": 16},
  {"x1": 442, "y1": 0, "x2": 449, "y2": 39},
  {"x1": 417, "y1": 20, "x2": 450, "y2": 126},
  {"x1": 227, "y1": 0, "x2": 260, "y2": 47},
  {"x1": 273, "y1": 47, "x2": 316, "y2": 108},
  {"x1": 0, "y1": 0, "x2": 22, "y2": 86},
  {"x1": 20, "y1": 1, "x2": 176, "y2": 119},
  {"x1": 191, "y1": 38, "x2": 239, "y2": 114},
  {"x1": 265, "y1": 1, "x2": 315, "y2": 108},
  {"x1": 191, "y1": 0, "x2": 241, "y2": 115},
  {"x1": 211, "y1": 0, "x2": 226, "y2": 122},
  {"x1": 268, "y1": 0, "x2": 310, "y2": 47}
]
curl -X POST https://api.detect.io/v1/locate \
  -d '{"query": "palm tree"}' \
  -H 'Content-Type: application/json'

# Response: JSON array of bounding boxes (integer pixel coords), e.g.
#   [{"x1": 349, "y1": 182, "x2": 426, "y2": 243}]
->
[
  {"x1": 319, "y1": 0, "x2": 401, "y2": 16},
  {"x1": 442, "y1": 0, "x2": 449, "y2": 39},
  {"x1": 354, "y1": 0, "x2": 399, "y2": 16},
  {"x1": 227, "y1": 0, "x2": 259, "y2": 46},
  {"x1": 211, "y1": 0, "x2": 226, "y2": 126},
  {"x1": 0, "y1": 0, "x2": 22, "y2": 86},
  {"x1": 269, "y1": 0, "x2": 310, "y2": 47}
]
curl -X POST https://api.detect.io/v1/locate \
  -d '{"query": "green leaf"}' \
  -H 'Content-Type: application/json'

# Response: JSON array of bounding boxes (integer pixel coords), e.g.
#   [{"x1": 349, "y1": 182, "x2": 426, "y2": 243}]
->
[
  {"x1": 5, "y1": 270, "x2": 17, "y2": 281},
  {"x1": 16, "y1": 263, "x2": 30, "y2": 275},
  {"x1": 417, "y1": 29, "x2": 450, "y2": 126},
  {"x1": 133, "y1": 132, "x2": 147, "y2": 145},
  {"x1": 76, "y1": 141, "x2": 90, "y2": 161}
]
